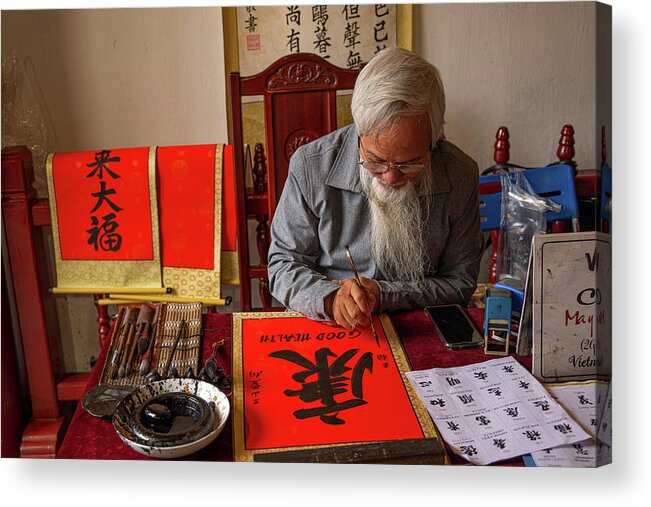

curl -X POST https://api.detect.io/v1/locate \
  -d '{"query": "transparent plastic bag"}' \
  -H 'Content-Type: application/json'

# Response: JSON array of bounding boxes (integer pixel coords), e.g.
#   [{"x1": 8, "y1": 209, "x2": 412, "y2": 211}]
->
[{"x1": 495, "y1": 171, "x2": 561, "y2": 286}]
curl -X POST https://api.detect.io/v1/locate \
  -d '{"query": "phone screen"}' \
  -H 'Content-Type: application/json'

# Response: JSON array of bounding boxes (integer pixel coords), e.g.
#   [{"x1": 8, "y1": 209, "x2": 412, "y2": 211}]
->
[{"x1": 425, "y1": 305, "x2": 482, "y2": 348}]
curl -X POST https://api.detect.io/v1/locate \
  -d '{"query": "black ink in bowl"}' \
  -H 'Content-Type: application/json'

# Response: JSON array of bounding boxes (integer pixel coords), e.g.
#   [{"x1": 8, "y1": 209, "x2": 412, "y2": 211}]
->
[{"x1": 130, "y1": 392, "x2": 215, "y2": 446}]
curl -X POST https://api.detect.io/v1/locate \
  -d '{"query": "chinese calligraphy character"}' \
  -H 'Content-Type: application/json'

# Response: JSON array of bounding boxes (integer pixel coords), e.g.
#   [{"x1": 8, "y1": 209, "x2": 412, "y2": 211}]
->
[
  {"x1": 446, "y1": 377, "x2": 461, "y2": 386},
  {"x1": 493, "y1": 439, "x2": 506, "y2": 449},
  {"x1": 573, "y1": 443, "x2": 589, "y2": 455},
  {"x1": 475, "y1": 415, "x2": 491, "y2": 426},
  {"x1": 446, "y1": 421, "x2": 460, "y2": 431},
  {"x1": 286, "y1": 5, "x2": 301, "y2": 25},
  {"x1": 90, "y1": 180, "x2": 123, "y2": 214},
  {"x1": 342, "y1": 4, "x2": 360, "y2": 20},
  {"x1": 245, "y1": 6, "x2": 257, "y2": 33},
  {"x1": 86, "y1": 213, "x2": 122, "y2": 252},
  {"x1": 504, "y1": 406, "x2": 519, "y2": 418},
  {"x1": 248, "y1": 369, "x2": 262, "y2": 405},
  {"x1": 286, "y1": 28, "x2": 301, "y2": 53},
  {"x1": 312, "y1": 5, "x2": 328, "y2": 23},
  {"x1": 473, "y1": 372, "x2": 488, "y2": 380},
  {"x1": 523, "y1": 430, "x2": 541, "y2": 441},
  {"x1": 343, "y1": 22, "x2": 360, "y2": 50},
  {"x1": 374, "y1": 19, "x2": 388, "y2": 43},
  {"x1": 346, "y1": 50, "x2": 362, "y2": 70},
  {"x1": 487, "y1": 387, "x2": 503, "y2": 397},
  {"x1": 86, "y1": 149, "x2": 123, "y2": 252},
  {"x1": 533, "y1": 400, "x2": 551, "y2": 411},
  {"x1": 518, "y1": 380, "x2": 530, "y2": 389},
  {"x1": 578, "y1": 395, "x2": 593, "y2": 405},
  {"x1": 430, "y1": 398, "x2": 446, "y2": 408},
  {"x1": 269, "y1": 347, "x2": 372, "y2": 425},
  {"x1": 86, "y1": 150, "x2": 121, "y2": 179},
  {"x1": 313, "y1": 24, "x2": 331, "y2": 56},
  {"x1": 502, "y1": 365, "x2": 514, "y2": 373},
  {"x1": 459, "y1": 445, "x2": 478, "y2": 457},
  {"x1": 457, "y1": 394, "x2": 474, "y2": 405},
  {"x1": 418, "y1": 380, "x2": 432, "y2": 388},
  {"x1": 375, "y1": 4, "x2": 389, "y2": 17},
  {"x1": 553, "y1": 423, "x2": 573, "y2": 435}
]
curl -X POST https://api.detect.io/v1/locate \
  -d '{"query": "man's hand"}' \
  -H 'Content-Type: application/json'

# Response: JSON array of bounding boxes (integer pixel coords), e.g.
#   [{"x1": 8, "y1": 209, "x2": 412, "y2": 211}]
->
[{"x1": 324, "y1": 278, "x2": 380, "y2": 330}]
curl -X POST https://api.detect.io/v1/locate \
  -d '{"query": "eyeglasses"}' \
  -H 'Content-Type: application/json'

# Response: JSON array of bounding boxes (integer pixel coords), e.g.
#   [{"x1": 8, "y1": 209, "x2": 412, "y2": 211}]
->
[{"x1": 358, "y1": 139, "x2": 430, "y2": 176}]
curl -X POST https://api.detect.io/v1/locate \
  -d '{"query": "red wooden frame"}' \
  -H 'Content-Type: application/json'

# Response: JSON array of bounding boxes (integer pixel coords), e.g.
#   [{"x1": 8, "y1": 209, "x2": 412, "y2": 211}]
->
[
  {"x1": 1, "y1": 146, "x2": 99, "y2": 457},
  {"x1": 228, "y1": 53, "x2": 360, "y2": 311}
]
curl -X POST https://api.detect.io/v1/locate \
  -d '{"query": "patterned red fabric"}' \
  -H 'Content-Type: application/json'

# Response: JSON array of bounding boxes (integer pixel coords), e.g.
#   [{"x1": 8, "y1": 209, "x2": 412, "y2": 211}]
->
[{"x1": 58, "y1": 309, "x2": 530, "y2": 465}]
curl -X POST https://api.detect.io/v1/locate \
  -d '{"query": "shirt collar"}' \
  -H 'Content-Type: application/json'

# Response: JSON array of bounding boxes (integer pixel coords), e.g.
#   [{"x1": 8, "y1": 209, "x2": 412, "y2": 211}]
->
[{"x1": 325, "y1": 124, "x2": 451, "y2": 195}]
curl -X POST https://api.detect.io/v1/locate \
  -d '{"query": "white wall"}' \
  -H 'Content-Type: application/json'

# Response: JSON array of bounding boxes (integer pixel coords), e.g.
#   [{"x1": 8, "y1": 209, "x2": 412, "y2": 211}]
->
[
  {"x1": 414, "y1": 1, "x2": 605, "y2": 172},
  {"x1": 2, "y1": 7, "x2": 228, "y2": 151}
]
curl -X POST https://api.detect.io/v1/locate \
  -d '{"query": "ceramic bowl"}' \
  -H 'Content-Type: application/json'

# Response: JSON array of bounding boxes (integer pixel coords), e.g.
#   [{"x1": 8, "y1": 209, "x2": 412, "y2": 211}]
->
[{"x1": 112, "y1": 378, "x2": 230, "y2": 459}]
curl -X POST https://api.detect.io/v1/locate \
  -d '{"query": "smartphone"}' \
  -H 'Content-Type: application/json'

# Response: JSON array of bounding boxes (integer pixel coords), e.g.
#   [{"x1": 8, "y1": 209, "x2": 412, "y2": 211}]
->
[{"x1": 424, "y1": 304, "x2": 483, "y2": 350}]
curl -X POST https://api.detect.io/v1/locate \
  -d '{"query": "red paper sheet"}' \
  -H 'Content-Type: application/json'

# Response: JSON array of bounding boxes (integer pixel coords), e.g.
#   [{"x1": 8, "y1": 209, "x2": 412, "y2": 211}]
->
[
  {"x1": 157, "y1": 145, "x2": 216, "y2": 270},
  {"x1": 241, "y1": 316, "x2": 424, "y2": 450},
  {"x1": 52, "y1": 147, "x2": 153, "y2": 261},
  {"x1": 221, "y1": 144, "x2": 237, "y2": 252}
]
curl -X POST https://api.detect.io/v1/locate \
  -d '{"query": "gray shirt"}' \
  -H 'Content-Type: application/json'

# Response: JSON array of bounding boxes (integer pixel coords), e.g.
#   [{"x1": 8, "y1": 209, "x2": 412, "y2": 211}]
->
[{"x1": 268, "y1": 124, "x2": 483, "y2": 322}]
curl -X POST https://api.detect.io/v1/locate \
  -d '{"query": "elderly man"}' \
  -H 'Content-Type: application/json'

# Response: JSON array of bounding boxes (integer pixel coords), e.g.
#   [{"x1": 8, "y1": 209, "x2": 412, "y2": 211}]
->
[{"x1": 268, "y1": 47, "x2": 483, "y2": 330}]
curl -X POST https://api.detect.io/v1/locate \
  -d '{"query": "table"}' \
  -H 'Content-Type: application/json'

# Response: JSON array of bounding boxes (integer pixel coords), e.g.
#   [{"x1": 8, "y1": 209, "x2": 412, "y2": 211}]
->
[{"x1": 57, "y1": 308, "x2": 531, "y2": 464}]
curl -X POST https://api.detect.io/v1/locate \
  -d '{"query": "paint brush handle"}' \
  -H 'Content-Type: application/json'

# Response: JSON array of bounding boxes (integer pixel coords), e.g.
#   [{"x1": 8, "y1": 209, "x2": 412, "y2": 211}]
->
[{"x1": 345, "y1": 245, "x2": 380, "y2": 347}]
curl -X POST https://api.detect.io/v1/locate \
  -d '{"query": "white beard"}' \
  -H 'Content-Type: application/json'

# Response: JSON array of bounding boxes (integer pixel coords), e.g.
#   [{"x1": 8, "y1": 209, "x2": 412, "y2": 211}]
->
[{"x1": 359, "y1": 166, "x2": 433, "y2": 283}]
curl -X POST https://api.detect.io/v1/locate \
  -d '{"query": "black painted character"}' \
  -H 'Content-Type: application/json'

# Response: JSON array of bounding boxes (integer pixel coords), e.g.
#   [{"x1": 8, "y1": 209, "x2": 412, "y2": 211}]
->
[
  {"x1": 87, "y1": 213, "x2": 122, "y2": 252},
  {"x1": 269, "y1": 347, "x2": 373, "y2": 425},
  {"x1": 86, "y1": 150, "x2": 121, "y2": 180}
]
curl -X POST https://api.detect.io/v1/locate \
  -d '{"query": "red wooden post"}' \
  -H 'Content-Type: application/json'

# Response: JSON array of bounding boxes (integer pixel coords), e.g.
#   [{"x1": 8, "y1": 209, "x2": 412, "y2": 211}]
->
[
  {"x1": 487, "y1": 127, "x2": 511, "y2": 284},
  {"x1": 494, "y1": 126, "x2": 510, "y2": 165},
  {"x1": 94, "y1": 295, "x2": 111, "y2": 348},
  {"x1": 557, "y1": 124, "x2": 576, "y2": 168},
  {"x1": 1, "y1": 146, "x2": 64, "y2": 458},
  {"x1": 552, "y1": 124, "x2": 576, "y2": 232}
]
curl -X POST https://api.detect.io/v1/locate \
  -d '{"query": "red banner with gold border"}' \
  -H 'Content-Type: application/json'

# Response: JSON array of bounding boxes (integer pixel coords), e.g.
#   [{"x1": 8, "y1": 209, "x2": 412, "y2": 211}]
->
[
  {"x1": 157, "y1": 145, "x2": 216, "y2": 270},
  {"x1": 46, "y1": 147, "x2": 161, "y2": 289},
  {"x1": 52, "y1": 147, "x2": 154, "y2": 261},
  {"x1": 232, "y1": 313, "x2": 438, "y2": 461}
]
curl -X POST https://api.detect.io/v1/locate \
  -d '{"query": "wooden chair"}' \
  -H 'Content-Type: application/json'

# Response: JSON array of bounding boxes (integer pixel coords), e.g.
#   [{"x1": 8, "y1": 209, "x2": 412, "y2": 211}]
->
[
  {"x1": 228, "y1": 53, "x2": 360, "y2": 311},
  {"x1": 2, "y1": 146, "x2": 92, "y2": 457}
]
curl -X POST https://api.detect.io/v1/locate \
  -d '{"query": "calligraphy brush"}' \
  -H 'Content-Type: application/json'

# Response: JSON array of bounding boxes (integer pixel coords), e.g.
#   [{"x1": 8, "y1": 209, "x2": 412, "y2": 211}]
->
[
  {"x1": 162, "y1": 319, "x2": 185, "y2": 378},
  {"x1": 344, "y1": 245, "x2": 380, "y2": 347}
]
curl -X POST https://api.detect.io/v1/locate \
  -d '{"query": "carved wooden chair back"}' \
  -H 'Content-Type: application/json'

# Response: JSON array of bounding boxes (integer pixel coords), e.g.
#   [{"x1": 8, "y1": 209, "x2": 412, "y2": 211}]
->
[{"x1": 228, "y1": 53, "x2": 360, "y2": 311}]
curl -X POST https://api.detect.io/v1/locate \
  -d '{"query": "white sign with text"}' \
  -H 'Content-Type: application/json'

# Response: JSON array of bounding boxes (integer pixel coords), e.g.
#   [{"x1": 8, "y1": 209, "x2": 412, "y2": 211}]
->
[{"x1": 532, "y1": 232, "x2": 611, "y2": 383}]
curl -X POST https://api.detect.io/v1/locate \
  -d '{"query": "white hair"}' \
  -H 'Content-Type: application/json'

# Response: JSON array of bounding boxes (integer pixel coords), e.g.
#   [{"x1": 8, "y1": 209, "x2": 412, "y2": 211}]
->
[
  {"x1": 352, "y1": 47, "x2": 446, "y2": 144},
  {"x1": 359, "y1": 165, "x2": 435, "y2": 283}
]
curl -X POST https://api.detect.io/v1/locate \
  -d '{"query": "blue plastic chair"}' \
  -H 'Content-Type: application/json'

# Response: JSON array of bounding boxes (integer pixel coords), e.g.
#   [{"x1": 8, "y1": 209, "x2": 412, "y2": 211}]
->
[
  {"x1": 600, "y1": 163, "x2": 612, "y2": 232},
  {"x1": 479, "y1": 163, "x2": 580, "y2": 233},
  {"x1": 479, "y1": 163, "x2": 581, "y2": 314}
]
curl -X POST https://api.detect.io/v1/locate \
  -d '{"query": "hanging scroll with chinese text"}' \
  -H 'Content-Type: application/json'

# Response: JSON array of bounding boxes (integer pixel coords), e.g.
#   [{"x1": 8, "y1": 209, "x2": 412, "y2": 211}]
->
[
  {"x1": 237, "y1": 4, "x2": 397, "y2": 75},
  {"x1": 156, "y1": 144, "x2": 225, "y2": 299},
  {"x1": 46, "y1": 146, "x2": 161, "y2": 288},
  {"x1": 232, "y1": 312, "x2": 439, "y2": 462}
]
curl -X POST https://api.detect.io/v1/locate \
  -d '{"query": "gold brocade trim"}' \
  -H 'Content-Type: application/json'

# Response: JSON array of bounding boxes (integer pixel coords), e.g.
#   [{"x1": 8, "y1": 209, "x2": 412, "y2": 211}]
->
[
  {"x1": 46, "y1": 147, "x2": 162, "y2": 289},
  {"x1": 231, "y1": 311, "x2": 441, "y2": 462},
  {"x1": 396, "y1": 4, "x2": 413, "y2": 51},
  {"x1": 161, "y1": 144, "x2": 223, "y2": 299},
  {"x1": 220, "y1": 251, "x2": 239, "y2": 285}
]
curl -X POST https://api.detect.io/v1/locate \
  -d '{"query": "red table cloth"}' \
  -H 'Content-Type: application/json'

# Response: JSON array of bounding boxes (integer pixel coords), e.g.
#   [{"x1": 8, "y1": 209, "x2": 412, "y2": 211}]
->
[{"x1": 57, "y1": 308, "x2": 530, "y2": 464}]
